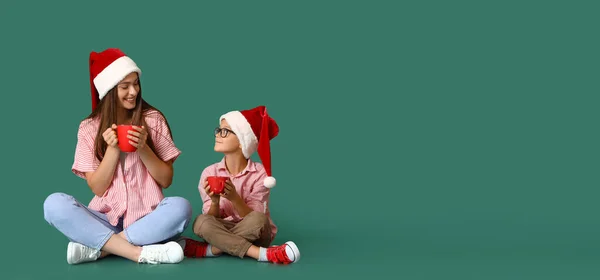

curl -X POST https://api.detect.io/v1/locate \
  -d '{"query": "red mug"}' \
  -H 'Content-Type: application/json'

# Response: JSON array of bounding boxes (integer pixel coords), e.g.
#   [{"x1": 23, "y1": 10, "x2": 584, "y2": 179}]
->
[
  {"x1": 207, "y1": 176, "x2": 229, "y2": 194},
  {"x1": 117, "y1": 125, "x2": 137, "y2": 152}
]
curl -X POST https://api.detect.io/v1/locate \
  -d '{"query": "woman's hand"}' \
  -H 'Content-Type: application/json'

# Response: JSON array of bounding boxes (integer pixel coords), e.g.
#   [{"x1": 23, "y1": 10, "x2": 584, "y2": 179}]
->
[
  {"x1": 128, "y1": 126, "x2": 148, "y2": 150},
  {"x1": 102, "y1": 124, "x2": 119, "y2": 149}
]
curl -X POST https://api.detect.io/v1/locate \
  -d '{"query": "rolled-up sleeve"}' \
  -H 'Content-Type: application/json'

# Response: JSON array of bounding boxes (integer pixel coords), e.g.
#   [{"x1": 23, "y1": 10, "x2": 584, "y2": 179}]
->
[
  {"x1": 147, "y1": 112, "x2": 181, "y2": 163},
  {"x1": 71, "y1": 121, "x2": 100, "y2": 179},
  {"x1": 198, "y1": 168, "x2": 216, "y2": 214}
]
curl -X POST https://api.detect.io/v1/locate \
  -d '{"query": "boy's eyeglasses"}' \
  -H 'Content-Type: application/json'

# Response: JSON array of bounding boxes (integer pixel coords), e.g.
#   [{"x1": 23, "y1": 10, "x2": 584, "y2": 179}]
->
[{"x1": 214, "y1": 127, "x2": 236, "y2": 138}]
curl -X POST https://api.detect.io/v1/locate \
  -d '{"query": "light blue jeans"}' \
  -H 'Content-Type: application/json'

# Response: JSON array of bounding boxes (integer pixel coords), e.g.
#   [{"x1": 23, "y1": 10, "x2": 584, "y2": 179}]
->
[{"x1": 43, "y1": 192, "x2": 192, "y2": 250}]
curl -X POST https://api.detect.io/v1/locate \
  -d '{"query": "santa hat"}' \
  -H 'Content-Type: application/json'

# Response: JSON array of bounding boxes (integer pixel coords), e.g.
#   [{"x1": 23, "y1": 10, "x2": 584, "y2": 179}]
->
[
  {"x1": 220, "y1": 106, "x2": 279, "y2": 188},
  {"x1": 89, "y1": 48, "x2": 141, "y2": 111}
]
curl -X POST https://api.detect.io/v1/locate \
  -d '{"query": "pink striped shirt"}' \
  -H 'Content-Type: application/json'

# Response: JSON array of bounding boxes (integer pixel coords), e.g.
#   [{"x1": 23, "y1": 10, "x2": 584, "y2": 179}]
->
[
  {"x1": 71, "y1": 110, "x2": 181, "y2": 228},
  {"x1": 198, "y1": 158, "x2": 277, "y2": 241}
]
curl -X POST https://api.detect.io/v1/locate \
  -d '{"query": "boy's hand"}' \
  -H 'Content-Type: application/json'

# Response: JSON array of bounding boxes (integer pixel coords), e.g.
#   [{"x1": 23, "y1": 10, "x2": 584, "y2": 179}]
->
[
  {"x1": 221, "y1": 180, "x2": 240, "y2": 202},
  {"x1": 203, "y1": 179, "x2": 220, "y2": 203}
]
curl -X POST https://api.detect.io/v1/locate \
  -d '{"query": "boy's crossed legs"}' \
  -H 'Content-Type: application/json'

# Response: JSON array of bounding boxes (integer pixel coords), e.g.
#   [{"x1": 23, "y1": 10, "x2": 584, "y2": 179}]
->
[{"x1": 179, "y1": 211, "x2": 300, "y2": 264}]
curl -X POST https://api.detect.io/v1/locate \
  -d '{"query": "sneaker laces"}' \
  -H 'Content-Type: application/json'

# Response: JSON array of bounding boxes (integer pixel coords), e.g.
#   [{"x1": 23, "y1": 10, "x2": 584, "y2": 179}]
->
[
  {"x1": 83, "y1": 246, "x2": 100, "y2": 259},
  {"x1": 68, "y1": 242, "x2": 99, "y2": 264},
  {"x1": 266, "y1": 244, "x2": 292, "y2": 264},
  {"x1": 138, "y1": 247, "x2": 165, "y2": 264}
]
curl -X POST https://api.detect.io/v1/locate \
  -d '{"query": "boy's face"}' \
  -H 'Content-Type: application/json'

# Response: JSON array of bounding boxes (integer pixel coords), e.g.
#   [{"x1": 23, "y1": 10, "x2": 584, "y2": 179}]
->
[{"x1": 214, "y1": 119, "x2": 242, "y2": 154}]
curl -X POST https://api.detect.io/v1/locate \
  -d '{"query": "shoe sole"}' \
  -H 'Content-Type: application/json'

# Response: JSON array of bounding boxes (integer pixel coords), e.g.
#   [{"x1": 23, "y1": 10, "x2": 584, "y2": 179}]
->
[{"x1": 285, "y1": 241, "x2": 301, "y2": 263}]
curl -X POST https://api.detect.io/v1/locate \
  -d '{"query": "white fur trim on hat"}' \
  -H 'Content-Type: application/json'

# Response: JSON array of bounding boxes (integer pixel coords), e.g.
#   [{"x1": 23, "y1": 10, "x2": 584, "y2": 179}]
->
[
  {"x1": 93, "y1": 56, "x2": 141, "y2": 100},
  {"x1": 220, "y1": 111, "x2": 258, "y2": 159}
]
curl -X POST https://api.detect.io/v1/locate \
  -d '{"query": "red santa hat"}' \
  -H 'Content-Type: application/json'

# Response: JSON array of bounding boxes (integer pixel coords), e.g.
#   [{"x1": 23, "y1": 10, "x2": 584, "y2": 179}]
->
[
  {"x1": 220, "y1": 105, "x2": 279, "y2": 188},
  {"x1": 89, "y1": 48, "x2": 141, "y2": 111}
]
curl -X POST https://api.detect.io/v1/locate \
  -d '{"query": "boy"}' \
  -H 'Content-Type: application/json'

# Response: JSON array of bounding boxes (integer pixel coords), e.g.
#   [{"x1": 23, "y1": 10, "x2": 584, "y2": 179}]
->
[{"x1": 178, "y1": 105, "x2": 300, "y2": 264}]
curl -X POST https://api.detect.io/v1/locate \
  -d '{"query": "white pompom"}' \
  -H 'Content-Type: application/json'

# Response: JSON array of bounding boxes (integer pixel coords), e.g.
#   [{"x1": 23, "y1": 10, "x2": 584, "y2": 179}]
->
[{"x1": 264, "y1": 176, "x2": 276, "y2": 188}]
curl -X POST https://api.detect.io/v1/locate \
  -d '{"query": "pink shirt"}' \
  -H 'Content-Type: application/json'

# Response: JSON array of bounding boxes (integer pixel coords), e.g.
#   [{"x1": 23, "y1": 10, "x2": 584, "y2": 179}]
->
[
  {"x1": 198, "y1": 158, "x2": 277, "y2": 241},
  {"x1": 71, "y1": 110, "x2": 181, "y2": 228}
]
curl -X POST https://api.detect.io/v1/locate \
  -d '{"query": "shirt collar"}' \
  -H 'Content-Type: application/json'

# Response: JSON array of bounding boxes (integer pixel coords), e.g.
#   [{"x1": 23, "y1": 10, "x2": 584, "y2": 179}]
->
[{"x1": 217, "y1": 157, "x2": 257, "y2": 175}]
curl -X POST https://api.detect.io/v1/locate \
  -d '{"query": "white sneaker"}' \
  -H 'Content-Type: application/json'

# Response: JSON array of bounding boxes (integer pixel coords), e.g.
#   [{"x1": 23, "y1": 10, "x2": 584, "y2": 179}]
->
[
  {"x1": 67, "y1": 242, "x2": 101, "y2": 265},
  {"x1": 138, "y1": 241, "x2": 184, "y2": 264}
]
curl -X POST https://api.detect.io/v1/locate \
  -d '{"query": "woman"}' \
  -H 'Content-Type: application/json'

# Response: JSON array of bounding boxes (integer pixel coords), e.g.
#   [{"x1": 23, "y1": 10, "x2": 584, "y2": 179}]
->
[{"x1": 43, "y1": 48, "x2": 191, "y2": 265}]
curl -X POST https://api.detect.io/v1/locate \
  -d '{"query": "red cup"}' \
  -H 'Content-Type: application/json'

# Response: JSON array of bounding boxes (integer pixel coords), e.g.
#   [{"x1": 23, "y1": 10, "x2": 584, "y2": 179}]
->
[
  {"x1": 207, "y1": 176, "x2": 229, "y2": 194},
  {"x1": 117, "y1": 125, "x2": 137, "y2": 152}
]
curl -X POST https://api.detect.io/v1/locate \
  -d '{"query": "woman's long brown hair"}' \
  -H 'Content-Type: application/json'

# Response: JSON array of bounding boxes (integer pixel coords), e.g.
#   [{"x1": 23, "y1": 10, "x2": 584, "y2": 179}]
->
[{"x1": 85, "y1": 81, "x2": 173, "y2": 162}]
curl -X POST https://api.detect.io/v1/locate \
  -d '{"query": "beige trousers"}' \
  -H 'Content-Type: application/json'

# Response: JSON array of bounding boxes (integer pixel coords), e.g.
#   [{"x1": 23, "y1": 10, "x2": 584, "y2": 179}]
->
[{"x1": 193, "y1": 211, "x2": 272, "y2": 258}]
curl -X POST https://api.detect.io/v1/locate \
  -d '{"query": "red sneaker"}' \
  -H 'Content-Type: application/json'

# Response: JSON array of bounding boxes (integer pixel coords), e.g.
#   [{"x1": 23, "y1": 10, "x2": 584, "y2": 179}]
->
[
  {"x1": 266, "y1": 241, "x2": 301, "y2": 264},
  {"x1": 177, "y1": 237, "x2": 208, "y2": 258}
]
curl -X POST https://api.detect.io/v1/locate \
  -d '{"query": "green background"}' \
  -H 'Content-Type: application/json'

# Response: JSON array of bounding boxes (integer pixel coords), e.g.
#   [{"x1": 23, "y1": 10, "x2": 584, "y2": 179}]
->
[{"x1": 1, "y1": 0, "x2": 598, "y2": 279}]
